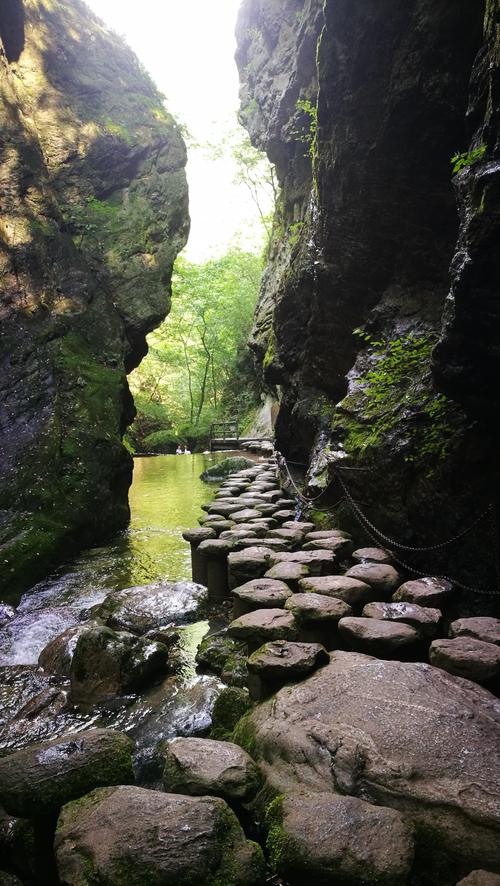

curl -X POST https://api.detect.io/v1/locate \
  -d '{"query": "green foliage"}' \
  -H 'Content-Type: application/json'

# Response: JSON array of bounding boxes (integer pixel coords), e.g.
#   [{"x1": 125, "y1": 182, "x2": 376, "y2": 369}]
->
[
  {"x1": 129, "y1": 248, "x2": 263, "y2": 451},
  {"x1": 294, "y1": 98, "x2": 318, "y2": 162},
  {"x1": 288, "y1": 220, "x2": 304, "y2": 247},
  {"x1": 344, "y1": 330, "x2": 460, "y2": 465},
  {"x1": 451, "y1": 144, "x2": 487, "y2": 174}
]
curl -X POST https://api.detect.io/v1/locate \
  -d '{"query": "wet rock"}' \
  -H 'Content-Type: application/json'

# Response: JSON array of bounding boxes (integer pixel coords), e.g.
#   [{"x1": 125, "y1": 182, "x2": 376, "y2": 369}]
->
[
  {"x1": 298, "y1": 575, "x2": 374, "y2": 607},
  {"x1": 228, "y1": 609, "x2": 298, "y2": 648},
  {"x1": 0, "y1": 607, "x2": 15, "y2": 629},
  {"x1": 429, "y1": 638, "x2": 500, "y2": 682},
  {"x1": 228, "y1": 547, "x2": 274, "y2": 589},
  {"x1": 69, "y1": 625, "x2": 168, "y2": 708},
  {"x1": 97, "y1": 580, "x2": 207, "y2": 634},
  {"x1": 362, "y1": 601, "x2": 442, "y2": 637},
  {"x1": 392, "y1": 577, "x2": 453, "y2": 607},
  {"x1": 0, "y1": 666, "x2": 56, "y2": 728},
  {"x1": 450, "y1": 618, "x2": 500, "y2": 646},
  {"x1": 338, "y1": 617, "x2": 420, "y2": 655},
  {"x1": 264, "y1": 561, "x2": 311, "y2": 591},
  {"x1": 162, "y1": 737, "x2": 261, "y2": 801},
  {"x1": 0, "y1": 729, "x2": 133, "y2": 818},
  {"x1": 247, "y1": 641, "x2": 329, "y2": 681},
  {"x1": 269, "y1": 550, "x2": 338, "y2": 576},
  {"x1": 210, "y1": 687, "x2": 252, "y2": 740},
  {"x1": 196, "y1": 631, "x2": 247, "y2": 675},
  {"x1": 456, "y1": 872, "x2": 500, "y2": 886},
  {"x1": 352, "y1": 546, "x2": 394, "y2": 564},
  {"x1": 346, "y1": 563, "x2": 402, "y2": 596},
  {"x1": 38, "y1": 624, "x2": 91, "y2": 677},
  {"x1": 285, "y1": 593, "x2": 352, "y2": 626},
  {"x1": 266, "y1": 789, "x2": 414, "y2": 886},
  {"x1": 232, "y1": 578, "x2": 293, "y2": 618},
  {"x1": 55, "y1": 786, "x2": 265, "y2": 885}
]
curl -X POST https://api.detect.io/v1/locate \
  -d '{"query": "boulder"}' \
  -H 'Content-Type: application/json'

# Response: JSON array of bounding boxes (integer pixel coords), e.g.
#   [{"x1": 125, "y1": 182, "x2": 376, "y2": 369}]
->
[
  {"x1": 456, "y1": 872, "x2": 500, "y2": 885},
  {"x1": 69, "y1": 625, "x2": 168, "y2": 708},
  {"x1": 392, "y1": 577, "x2": 453, "y2": 607},
  {"x1": 450, "y1": 618, "x2": 500, "y2": 647},
  {"x1": 210, "y1": 687, "x2": 252, "y2": 740},
  {"x1": 38, "y1": 624, "x2": 89, "y2": 676},
  {"x1": 264, "y1": 561, "x2": 311, "y2": 590},
  {"x1": 298, "y1": 575, "x2": 374, "y2": 607},
  {"x1": 231, "y1": 578, "x2": 293, "y2": 618},
  {"x1": 285, "y1": 593, "x2": 352, "y2": 625},
  {"x1": 55, "y1": 786, "x2": 265, "y2": 885},
  {"x1": 0, "y1": 729, "x2": 133, "y2": 818},
  {"x1": 247, "y1": 640, "x2": 329, "y2": 681},
  {"x1": 195, "y1": 631, "x2": 247, "y2": 675},
  {"x1": 346, "y1": 563, "x2": 402, "y2": 595},
  {"x1": 429, "y1": 638, "x2": 500, "y2": 682},
  {"x1": 362, "y1": 601, "x2": 442, "y2": 637},
  {"x1": 352, "y1": 546, "x2": 393, "y2": 564},
  {"x1": 97, "y1": 580, "x2": 207, "y2": 634},
  {"x1": 338, "y1": 617, "x2": 419, "y2": 655},
  {"x1": 266, "y1": 789, "x2": 414, "y2": 886},
  {"x1": 228, "y1": 609, "x2": 298, "y2": 648},
  {"x1": 233, "y1": 652, "x2": 500, "y2": 871},
  {"x1": 161, "y1": 737, "x2": 261, "y2": 801}
]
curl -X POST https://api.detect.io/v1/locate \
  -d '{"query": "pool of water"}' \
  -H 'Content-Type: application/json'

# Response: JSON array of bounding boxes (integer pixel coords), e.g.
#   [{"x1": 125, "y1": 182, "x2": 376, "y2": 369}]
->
[{"x1": 0, "y1": 453, "x2": 241, "y2": 761}]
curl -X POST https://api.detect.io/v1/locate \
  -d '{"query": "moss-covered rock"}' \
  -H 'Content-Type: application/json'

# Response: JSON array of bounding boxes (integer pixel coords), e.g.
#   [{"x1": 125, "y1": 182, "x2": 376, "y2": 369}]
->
[
  {"x1": 210, "y1": 687, "x2": 252, "y2": 741},
  {"x1": 0, "y1": 0, "x2": 189, "y2": 600},
  {"x1": 201, "y1": 458, "x2": 255, "y2": 482}
]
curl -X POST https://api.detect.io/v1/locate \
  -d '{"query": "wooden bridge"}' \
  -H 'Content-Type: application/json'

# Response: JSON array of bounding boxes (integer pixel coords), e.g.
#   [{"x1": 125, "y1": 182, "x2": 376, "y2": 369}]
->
[{"x1": 209, "y1": 419, "x2": 274, "y2": 453}]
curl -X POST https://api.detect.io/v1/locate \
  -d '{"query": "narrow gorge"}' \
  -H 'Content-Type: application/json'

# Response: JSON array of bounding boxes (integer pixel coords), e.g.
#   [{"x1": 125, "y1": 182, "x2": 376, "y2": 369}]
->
[{"x1": 0, "y1": 1, "x2": 499, "y2": 885}]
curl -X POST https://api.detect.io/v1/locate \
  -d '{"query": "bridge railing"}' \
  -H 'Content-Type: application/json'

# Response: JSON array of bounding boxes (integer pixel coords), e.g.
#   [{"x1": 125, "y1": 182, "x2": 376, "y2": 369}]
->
[{"x1": 210, "y1": 419, "x2": 239, "y2": 451}]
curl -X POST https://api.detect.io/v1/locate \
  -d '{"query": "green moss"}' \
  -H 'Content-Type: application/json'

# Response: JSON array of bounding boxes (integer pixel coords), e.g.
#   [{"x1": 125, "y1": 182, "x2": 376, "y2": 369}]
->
[
  {"x1": 232, "y1": 710, "x2": 260, "y2": 758},
  {"x1": 263, "y1": 330, "x2": 276, "y2": 370},
  {"x1": 210, "y1": 687, "x2": 252, "y2": 741},
  {"x1": 208, "y1": 804, "x2": 266, "y2": 886},
  {"x1": 265, "y1": 795, "x2": 307, "y2": 878}
]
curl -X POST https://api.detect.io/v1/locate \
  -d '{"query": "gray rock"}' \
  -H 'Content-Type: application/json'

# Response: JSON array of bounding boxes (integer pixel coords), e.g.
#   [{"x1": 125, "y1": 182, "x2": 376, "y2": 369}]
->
[
  {"x1": 305, "y1": 530, "x2": 352, "y2": 541},
  {"x1": 55, "y1": 786, "x2": 265, "y2": 885},
  {"x1": 339, "y1": 616, "x2": 419, "y2": 654},
  {"x1": 181, "y1": 527, "x2": 216, "y2": 543},
  {"x1": 231, "y1": 508, "x2": 265, "y2": 522},
  {"x1": 97, "y1": 580, "x2": 207, "y2": 633},
  {"x1": 0, "y1": 729, "x2": 133, "y2": 818},
  {"x1": 272, "y1": 509, "x2": 296, "y2": 521},
  {"x1": 210, "y1": 687, "x2": 252, "y2": 740},
  {"x1": 69, "y1": 625, "x2": 168, "y2": 708},
  {"x1": 200, "y1": 457, "x2": 255, "y2": 481},
  {"x1": 264, "y1": 561, "x2": 311, "y2": 590},
  {"x1": 392, "y1": 577, "x2": 453, "y2": 607},
  {"x1": 346, "y1": 563, "x2": 402, "y2": 595},
  {"x1": 233, "y1": 651, "x2": 500, "y2": 870},
  {"x1": 195, "y1": 631, "x2": 247, "y2": 675},
  {"x1": 269, "y1": 550, "x2": 338, "y2": 576},
  {"x1": 362, "y1": 601, "x2": 441, "y2": 637},
  {"x1": 247, "y1": 640, "x2": 329, "y2": 680},
  {"x1": 228, "y1": 609, "x2": 298, "y2": 645},
  {"x1": 228, "y1": 546, "x2": 274, "y2": 588},
  {"x1": 429, "y1": 637, "x2": 500, "y2": 682},
  {"x1": 303, "y1": 536, "x2": 353, "y2": 557},
  {"x1": 266, "y1": 789, "x2": 414, "y2": 886},
  {"x1": 456, "y1": 872, "x2": 500, "y2": 886},
  {"x1": 232, "y1": 578, "x2": 293, "y2": 617},
  {"x1": 282, "y1": 521, "x2": 315, "y2": 533},
  {"x1": 162, "y1": 737, "x2": 261, "y2": 801},
  {"x1": 38, "y1": 623, "x2": 89, "y2": 676},
  {"x1": 450, "y1": 618, "x2": 500, "y2": 647},
  {"x1": 285, "y1": 593, "x2": 352, "y2": 625},
  {"x1": 298, "y1": 574, "x2": 374, "y2": 606},
  {"x1": 352, "y1": 546, "x2": 393, "y2": 564}
]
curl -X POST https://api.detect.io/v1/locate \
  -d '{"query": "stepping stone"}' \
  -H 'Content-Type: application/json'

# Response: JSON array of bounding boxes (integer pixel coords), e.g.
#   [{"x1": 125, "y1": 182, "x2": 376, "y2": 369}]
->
[
  {"x1": 195, "y1": 632, "x2": 246, "y2": 675},
  {"x1": 247, "y1": 640, "x2": 329, "y2": 699},
  {"x1": 273, "y1": 509, "x2": 296, "y2": 521},
  {"x1": 207, "y1": 502, "x2": 240, "y2": 518},
  {"x1": 338, "y1": 616, "x2": 419, "y2": 656},
  {"x1": 457, "y1": 872, "x2": 500, "y2": 885},
  {"x1": 231, "y1": 522, "x2": 268, "y2": 537},
  {"x1": 228, "y1": 609, "x2": 298, "y2": 651},
  {"x1": 282, "y1": 521, "x2": 315, "y2": 533},
  {"x1": 266, "y1": 790, "x2": 414, "y2": 886},
  {"x1": 352, "y1": 546, "x2": 393, "y2": 564},
  {"x1": 228, "y1": 547, "x2": 274, "y2": 589},
  {"x1": 303, "y1": 537, "x2": 353, "y2": 556},
  {"x1": 392, "y1": 577, "x2": 453, "y2": 607},
  {"x1": 270, "y1": 550, "x2": 338, "y2": 576},
  {"x1": 298, "y1": 575, "x2": 374, "y2": 607},
  {"x1": 267, "y1": 527, "x2": 305, "y2": 545},
  {"x1": 231, "y1": 508, "x2": 263, "y2": 522},
  {"x1": 305, "y1": 530, "x2": 352, "y2": 541},
  {"x1": 450, "y1": 617, "x2": 500, "y2": 646},
  {"x1": 254, "y1": 503, "x2": 281, "y2": 516},
  {"x1": 346, "y1": 563, "x2": 402, "y2": 596},
  {"x1": 264, "y1": 561, "x2": 311, "y2": 591},
  {"x1": 234, "y1": 537, "x2": 290, "y2": 552},
  {"x1": 197, "y1": 539, "x2": 234, "y2": 600},
  {"x1": 231, "y1": 579, "x2": 293, "y2": 618},
  {"x1": 219, "y1": 529, "x2": 257, "y2": 541},
  {"x1": 362, "y1": 601, "x2": 442, "y2": 637},
  {"x1": 182, "y1": 527, "x2": 217, "y2": 584},
  {"x1": 260, "y1": 490, "x2": 282, "y2": 501},
  {"x1": 275, "y1": 499, "x2": 296, "y2": 508},
  {"x1": 248, "y1": 517, "x2": 279, "y2": 530},
  {"x1": 429, "y1": 638, "x2": 500, "y2": 683},
  {"x1": 198, "y1": 517, "x2": 235, "y2": 533},
  {"x1": 285, "y1": 593, "x2": 352, "y2": 648},
  {"x1": 55, "y1": 786, "x2": 264, "y2": 886},
  {"x1": 161, "y1": 737, "x2": 261, "y2": 802}
]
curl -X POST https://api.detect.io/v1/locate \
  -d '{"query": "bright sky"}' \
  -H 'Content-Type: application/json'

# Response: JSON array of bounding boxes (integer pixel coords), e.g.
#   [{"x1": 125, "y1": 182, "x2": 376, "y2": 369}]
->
[{"x1": 84, "y1": 0, "x2": 271, "y2": 261}]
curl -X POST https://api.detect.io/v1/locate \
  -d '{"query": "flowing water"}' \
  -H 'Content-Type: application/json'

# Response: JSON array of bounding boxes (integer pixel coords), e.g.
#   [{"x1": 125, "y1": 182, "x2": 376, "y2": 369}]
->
[{"x1": 0, "y1": 453, "x2": 239, "y2": 770}]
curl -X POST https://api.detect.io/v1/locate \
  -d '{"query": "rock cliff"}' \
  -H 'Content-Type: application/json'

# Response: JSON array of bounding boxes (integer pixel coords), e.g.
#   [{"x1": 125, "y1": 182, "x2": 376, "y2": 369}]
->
[
  {"x1": 0, "y1": 0, "x2": 189, "y2": 599},
  {"x1": 236, "y1": 0, "x2": 499, "y2": 598}
]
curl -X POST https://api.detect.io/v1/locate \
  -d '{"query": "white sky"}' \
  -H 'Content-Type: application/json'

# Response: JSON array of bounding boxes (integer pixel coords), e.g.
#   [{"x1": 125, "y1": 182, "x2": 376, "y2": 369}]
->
[{"x1": 84, "y1": 0, "x2": 270, "y2": 261}]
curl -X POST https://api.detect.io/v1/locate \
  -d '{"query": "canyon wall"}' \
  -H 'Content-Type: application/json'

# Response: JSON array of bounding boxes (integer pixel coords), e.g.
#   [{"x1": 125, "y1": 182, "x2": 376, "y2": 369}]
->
[
  {"x1": 236, "y1": 0, "x2": 499, "y2": 597},
  {"x1": 0, "y1": 0, "x2": 189, "y2": 599}
]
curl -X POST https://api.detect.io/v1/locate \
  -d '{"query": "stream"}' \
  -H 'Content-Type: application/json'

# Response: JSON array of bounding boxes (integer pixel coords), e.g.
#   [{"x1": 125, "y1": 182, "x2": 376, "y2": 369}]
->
[{"x1": 0, "y1": 453, "x2": 236, "y2": 774}]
